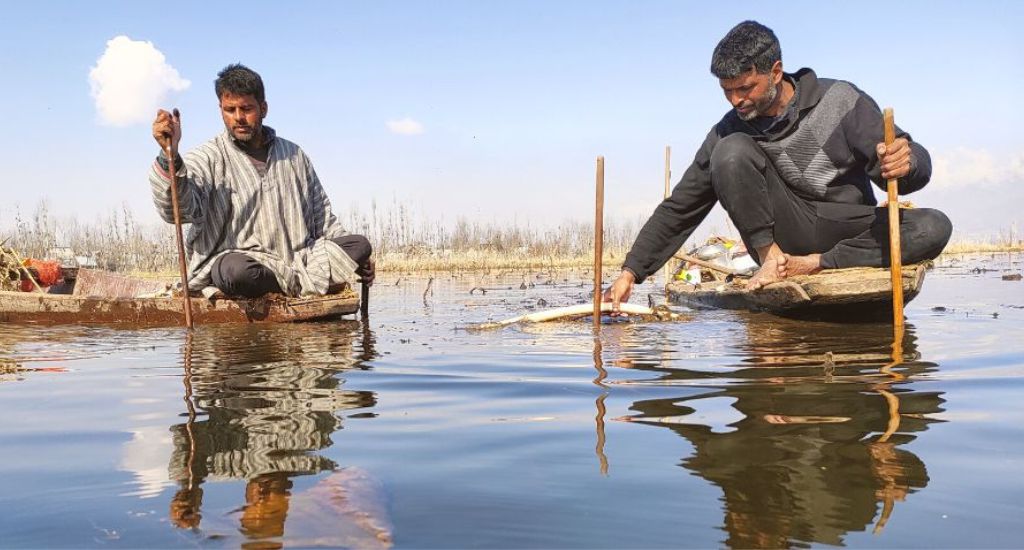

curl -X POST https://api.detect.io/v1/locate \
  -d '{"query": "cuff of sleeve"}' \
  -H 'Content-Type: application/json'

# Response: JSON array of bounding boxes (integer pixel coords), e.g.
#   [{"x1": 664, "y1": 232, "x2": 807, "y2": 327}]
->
[
  {"x1": 621, "y1": 263, "x2": 645, "y2": 284},
  {"x1": 156, "y1": 151, "x2": 185, "y2": 173},
  {"x1": 747, "y1": 227, "x2": 774, "y2": 261},
  {"x1": 820, "y1": 250, "x2": 840, "y2": 269}
]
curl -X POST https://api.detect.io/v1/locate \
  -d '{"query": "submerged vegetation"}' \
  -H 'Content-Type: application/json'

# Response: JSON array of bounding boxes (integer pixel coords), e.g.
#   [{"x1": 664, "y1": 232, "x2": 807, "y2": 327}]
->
[{"x1": 3, "y1": 200, "x2": 1021, "y2": 274}]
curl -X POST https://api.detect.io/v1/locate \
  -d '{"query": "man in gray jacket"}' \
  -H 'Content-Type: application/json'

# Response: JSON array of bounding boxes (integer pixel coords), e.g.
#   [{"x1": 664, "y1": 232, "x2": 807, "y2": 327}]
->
[
  {"x1": 606, "y1": 21, "x2": 951, "y2": 308},
  {"x1": 150, "y1": 64, "x2": 373, "y2": 298}
]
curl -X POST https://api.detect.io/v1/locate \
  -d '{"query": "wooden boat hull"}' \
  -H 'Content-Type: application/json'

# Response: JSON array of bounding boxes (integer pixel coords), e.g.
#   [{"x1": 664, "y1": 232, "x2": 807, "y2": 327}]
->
[
  {"x1": 667, "y1": 264, "x2": 927, "y2": 319},
  {"x1": 0, "y1": 290, "x2": 360, "y2": 326}
]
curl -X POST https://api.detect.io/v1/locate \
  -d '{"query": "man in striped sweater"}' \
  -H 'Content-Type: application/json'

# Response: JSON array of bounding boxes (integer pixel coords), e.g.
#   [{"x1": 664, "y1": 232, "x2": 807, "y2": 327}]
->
[
  {"x1": 606, "y1": 20, "x2": 951, "y2": 309},
  {"x1": 150, "y1": 64, "x2": 373, "y2": 298}
]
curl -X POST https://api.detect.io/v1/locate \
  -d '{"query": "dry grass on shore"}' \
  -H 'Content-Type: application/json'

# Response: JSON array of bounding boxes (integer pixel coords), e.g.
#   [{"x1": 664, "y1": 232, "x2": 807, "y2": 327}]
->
[{"x1": 3, "y1": 200, "x2": 1020, "y2": 275}]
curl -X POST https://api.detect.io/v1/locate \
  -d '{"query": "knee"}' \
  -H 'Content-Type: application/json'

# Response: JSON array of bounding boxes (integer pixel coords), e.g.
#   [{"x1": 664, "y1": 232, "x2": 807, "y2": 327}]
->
[
  {"x1": 910, "y1": 209, "x2": 953, "y2": 259},
  {"x1": 710, "y1": 133, "x2": 760, "y2": 176},
  {"x1": 350, "y1": 235, "x2": 372, "y2": 265},
  {"x1": 212, "y1": 253, "x2": 276, "y2": 296}
]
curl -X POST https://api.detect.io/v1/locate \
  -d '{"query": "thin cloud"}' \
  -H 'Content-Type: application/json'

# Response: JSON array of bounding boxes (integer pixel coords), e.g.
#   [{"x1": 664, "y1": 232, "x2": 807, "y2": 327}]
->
[
  {"x1": 931, "y1": 147, "x2": 1024, "y2": 189},
  {"x1": 89, "y1": 35, "x2": 190, "y2": 127},
  {"x1": 386, "y1": 117, "x2": 425, "y2": 135}
]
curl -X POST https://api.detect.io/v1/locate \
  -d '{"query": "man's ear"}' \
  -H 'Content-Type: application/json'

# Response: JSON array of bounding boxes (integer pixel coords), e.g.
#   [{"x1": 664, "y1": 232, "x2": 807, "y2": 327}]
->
[
  {"x1": 261, "y1": 101, "x2": 269, "y2": 119},
  {"x1": 771, "y1": 60, "x2": 784, "y2": 85}
]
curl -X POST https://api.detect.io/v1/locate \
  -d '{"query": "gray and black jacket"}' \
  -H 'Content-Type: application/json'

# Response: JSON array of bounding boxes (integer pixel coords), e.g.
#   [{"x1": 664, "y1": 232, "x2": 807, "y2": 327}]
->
[{"x1": 622, "y1": 68, "x2": 932, "y2": 283}]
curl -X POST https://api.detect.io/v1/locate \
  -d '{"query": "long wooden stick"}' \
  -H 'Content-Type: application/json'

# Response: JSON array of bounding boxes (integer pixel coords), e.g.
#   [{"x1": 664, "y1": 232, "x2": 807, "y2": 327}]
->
[
  {"x1": 661, "y1": 146, "x2": 672, "y2": 284},
  {"x1": 467, "y1": 302, "x2": 676, "y2": 330},
  {"x1": 594, "y1": 156, "x2": 605, "y2": 330},
  {"x1": 883, "y1": 108, "x2": 904, "y2": 330},
  {"x1": 673, "y1": 252, "x2": 739, "y2": 276},
  {"x1": 664, "y1": 146, "x2": 671, "y2": 199},
  {"x1": 166, "y1": 109, "x2": 193, "y2": 329}
]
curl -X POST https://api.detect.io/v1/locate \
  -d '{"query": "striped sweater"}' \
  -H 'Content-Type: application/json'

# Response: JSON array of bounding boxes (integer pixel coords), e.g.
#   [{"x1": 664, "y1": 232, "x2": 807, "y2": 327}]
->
[
  {"x1": 623, "y1": 68, "x2": 933, "y2": 283},
  {"x1": 148, "y1": 127, "x2": 357, "y2": 296}
]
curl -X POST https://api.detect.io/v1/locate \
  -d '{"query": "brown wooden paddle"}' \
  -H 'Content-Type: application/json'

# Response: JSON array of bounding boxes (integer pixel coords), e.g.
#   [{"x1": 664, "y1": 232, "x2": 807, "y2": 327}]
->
[
  {"x1": 883, "y1": 108, "x2": 904, "y2": 330},
  {"x1": 165, "y1": 108, "x2": 194, "y2": 329}
]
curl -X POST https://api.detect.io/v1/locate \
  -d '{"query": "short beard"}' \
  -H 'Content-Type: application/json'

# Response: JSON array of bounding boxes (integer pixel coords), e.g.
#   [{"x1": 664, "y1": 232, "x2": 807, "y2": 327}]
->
[
  {"x1": 738, "y1": 81, "x2": 779, "y2": 121},
  {"x1": 231, "y1": 121, "x2": 263, "y2": 145}
]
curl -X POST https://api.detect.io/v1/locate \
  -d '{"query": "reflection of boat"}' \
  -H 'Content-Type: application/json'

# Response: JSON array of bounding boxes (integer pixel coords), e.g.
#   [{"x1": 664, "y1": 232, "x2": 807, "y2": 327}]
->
[
  {"x1": 667, "y1": 264, "x2": 927, "y2": 319},
  {"x1": 0, "y1": 268, "x2": 359, "y2": 325},
  {"x1": 608, "y1": 317, "x2": 942, "y2": 547}
]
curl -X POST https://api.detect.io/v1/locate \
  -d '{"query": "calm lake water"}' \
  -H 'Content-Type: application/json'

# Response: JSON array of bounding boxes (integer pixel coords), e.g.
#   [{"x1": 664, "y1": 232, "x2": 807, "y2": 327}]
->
[{"x1": 1, "y1": 253, "x2": 1022, "y2": 548}]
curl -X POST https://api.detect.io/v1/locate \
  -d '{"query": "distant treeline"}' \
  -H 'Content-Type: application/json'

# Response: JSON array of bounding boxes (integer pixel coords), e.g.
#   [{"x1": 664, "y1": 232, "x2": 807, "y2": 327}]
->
[{"x1": 4, "y1": 200, "x2": 1020, "y2": 273}]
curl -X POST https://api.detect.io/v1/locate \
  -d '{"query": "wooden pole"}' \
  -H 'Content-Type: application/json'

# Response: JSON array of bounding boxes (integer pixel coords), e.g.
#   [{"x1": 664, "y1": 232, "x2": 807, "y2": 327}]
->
[
  {"x1": 663, "y1": 146, "x2": 671, "y2": 199},
  {"x1": 661, "y1": 146, "x2": 672, "y2": 284},
  {"x1": 166, "y1": 109, "x2": 193, "y2": 330},
  {"x1": 593, "y1": 156, "x2": 605, "y2": 330},
  {"x1": 883, "y1": 108, "x2": 904, "y2": 331}
]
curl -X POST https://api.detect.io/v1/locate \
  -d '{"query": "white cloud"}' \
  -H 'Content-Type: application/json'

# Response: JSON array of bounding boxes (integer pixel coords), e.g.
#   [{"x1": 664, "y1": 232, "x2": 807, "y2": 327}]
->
[
  {"x1": 930, "y1": 147, "x2": 1024, "y2": 189},
  {"x1": 89, "y1": 35, "x2": 190, "y2": 127},
  {"x1": 386, "y1": 117, "x2": 425, "y2": 135}
]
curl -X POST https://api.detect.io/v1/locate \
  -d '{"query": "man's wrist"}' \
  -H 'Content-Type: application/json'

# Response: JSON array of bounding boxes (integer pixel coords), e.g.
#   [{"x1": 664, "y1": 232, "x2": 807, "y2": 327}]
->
[{"x1": 156, "y1": 150, "x2": 184, "y2": 172}]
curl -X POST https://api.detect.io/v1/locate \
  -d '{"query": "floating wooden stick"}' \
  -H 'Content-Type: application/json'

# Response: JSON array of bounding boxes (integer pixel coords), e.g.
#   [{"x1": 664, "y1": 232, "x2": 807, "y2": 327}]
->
[{"x1": 466, "y1": 302, "x2": 680, "y2": 331}]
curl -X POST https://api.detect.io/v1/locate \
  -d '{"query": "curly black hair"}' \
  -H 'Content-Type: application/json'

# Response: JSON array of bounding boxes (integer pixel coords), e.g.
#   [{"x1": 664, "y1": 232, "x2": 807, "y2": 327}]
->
[
  {"x1": 214, "y1": 63, "x2": 265, "y2": 102},
  {"x1": 710, "y1": 21, "x2": 781, "y2": 79}
]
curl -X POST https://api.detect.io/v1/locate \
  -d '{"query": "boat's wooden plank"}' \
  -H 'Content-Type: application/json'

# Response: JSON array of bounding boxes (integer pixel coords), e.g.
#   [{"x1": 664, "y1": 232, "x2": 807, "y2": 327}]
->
[
  {"x1": 666, "y1": 264, "x2": 927, "y2": 315},
  {"x1": 0, "y1": 290, "x2": 359, "y2": 325},
  {"x1": 72, "y1": 268, "x2": 171, "y2": 298}
]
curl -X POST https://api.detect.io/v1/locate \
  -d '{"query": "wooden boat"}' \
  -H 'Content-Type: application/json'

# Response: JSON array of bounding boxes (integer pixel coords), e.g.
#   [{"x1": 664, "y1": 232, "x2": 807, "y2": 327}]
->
[
  {"x1": 667, "y1": 264, "x2": 927, "y2": 319},
  {"x1": 0, "y1": 268, "x2": 360, "y2": 326}
]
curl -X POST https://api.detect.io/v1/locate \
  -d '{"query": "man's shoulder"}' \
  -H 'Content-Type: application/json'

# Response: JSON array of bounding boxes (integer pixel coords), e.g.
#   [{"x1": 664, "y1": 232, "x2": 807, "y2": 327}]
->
[
  {"x1": 182, "y1": 133, "x2": 226, "y2": 164},
  {"x1": 272, "y1": 134, "x2": 304, "y2": 155}
]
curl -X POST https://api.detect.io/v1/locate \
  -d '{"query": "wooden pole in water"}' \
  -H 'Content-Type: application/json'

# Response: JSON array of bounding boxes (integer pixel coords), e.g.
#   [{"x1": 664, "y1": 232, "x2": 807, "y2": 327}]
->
[
  {"x1": 883, "y1": 108, "x2": 904, "y2": 331},
  {"x1": 664, "y1": 146, "x2": 671, "y2": 199},
  {"x1": 593, "y1": 156, "x2": 605, "y2": 330},
  {"x1": 165, "y1": 108, "x2": 193, "y2": 330},
  {"x1": 661, "y1": 146, "x2": 672, "y2": 284}
]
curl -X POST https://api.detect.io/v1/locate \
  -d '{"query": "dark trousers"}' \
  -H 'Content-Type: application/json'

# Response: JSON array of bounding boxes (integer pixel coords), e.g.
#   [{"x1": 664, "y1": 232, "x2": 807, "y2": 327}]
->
[
  {"x1": 211, "y1": 235, "x2": 373, "y2": 297},
  {"x1": 710, "y1": 133, "x2": 952, "y2": 268}
]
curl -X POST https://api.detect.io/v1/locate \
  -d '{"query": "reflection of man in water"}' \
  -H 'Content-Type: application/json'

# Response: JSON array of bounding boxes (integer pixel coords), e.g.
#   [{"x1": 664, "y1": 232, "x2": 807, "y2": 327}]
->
[
  {"x1": 166, "y1": 325, "x2": 377, "y2": 544},
  {"x1": 618, "y1": 325, "x2": 943, "y2": 547}
]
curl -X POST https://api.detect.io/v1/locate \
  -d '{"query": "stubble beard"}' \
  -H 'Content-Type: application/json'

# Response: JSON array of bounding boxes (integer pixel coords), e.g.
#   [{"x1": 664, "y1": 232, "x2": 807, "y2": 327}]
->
[
  {"x1": 231, "y1": 121, "x2": 263, "y2": 146},
  {"x1": 738, "y1": 81, "x2": 779, "y2": 121}
]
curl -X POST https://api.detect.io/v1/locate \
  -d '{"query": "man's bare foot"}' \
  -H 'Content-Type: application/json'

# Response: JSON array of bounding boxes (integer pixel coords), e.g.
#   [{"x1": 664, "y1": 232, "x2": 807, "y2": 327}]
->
[
  {"x1": 746, "y1": 253, "x2": 823, "y2": 290},
  {"x1": 746, "y1": 254, "x2": 788, "y2": 290},
  {"x1": 785, "y1": 253, "x2": 823, "y2": 277}
]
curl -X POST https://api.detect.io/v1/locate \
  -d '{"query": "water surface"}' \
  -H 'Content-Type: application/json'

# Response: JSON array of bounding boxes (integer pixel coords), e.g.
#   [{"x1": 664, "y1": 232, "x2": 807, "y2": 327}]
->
[{"x1": 1, "y1": 254, "x2": 1022, "y2": 548}]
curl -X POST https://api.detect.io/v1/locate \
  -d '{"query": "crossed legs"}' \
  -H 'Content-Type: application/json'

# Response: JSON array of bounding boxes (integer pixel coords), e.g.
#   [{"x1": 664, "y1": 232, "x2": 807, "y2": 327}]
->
[{"x1": 709, "y1": 133, "x2": 952, "y2": 288}]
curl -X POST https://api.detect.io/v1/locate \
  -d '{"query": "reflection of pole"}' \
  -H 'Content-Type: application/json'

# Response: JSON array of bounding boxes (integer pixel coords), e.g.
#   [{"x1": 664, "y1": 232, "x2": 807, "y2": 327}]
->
[
  {"x1": 595, "y1": 393, "x2": 609, "y2": 476},
  {"x1": 877, "y1": 389, "x2": 901, "y2": 444},
  {"x1": 593, "y1": 156, "x2": 605, "y2": 331},
  {"x1": 592, "y1": 337, "x2": 609, "y2": 475},
  {"x1": 872, "y1": 387, "x2": 902, "y2": 535},
  {"x1": 592, "y1": 337, "x2": 606, "y2": 387},
  {"x1": 170, "y1": 331, "x2": 203, "y2": 530},
  {"x1": 182, "y1": 332, "x2": 197, "y2": 491},
  {"x1": 880, "y1": 323, "x2": 905, "y2": 380}
]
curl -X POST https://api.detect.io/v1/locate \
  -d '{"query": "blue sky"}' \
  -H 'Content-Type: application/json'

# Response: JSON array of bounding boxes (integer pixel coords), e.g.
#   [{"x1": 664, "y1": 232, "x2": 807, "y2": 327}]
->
[{"x1": 1, "y1": 1, "x2": 1021, "y2": 239}]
